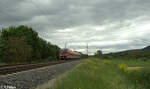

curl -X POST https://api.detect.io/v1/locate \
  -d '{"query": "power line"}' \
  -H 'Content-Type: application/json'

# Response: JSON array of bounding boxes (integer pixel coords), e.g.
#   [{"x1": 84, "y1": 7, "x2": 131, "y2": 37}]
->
[
  {"x1": 35, "y1": 0, "x2": 50, "y2": 14},
  {"x1": 30, "y1": 0, "x2": 49, "y2": 17}
]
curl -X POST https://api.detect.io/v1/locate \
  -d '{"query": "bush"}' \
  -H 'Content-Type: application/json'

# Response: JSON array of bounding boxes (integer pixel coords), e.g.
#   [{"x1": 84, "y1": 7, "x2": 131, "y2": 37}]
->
[{"x1": 3, "y1": 37, "x2": 32, "y2": 64}]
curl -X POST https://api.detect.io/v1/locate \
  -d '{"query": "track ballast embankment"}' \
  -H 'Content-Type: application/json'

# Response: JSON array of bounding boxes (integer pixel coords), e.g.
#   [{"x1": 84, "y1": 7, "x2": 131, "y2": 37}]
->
[{"x1": 0, "y1": 59, "x2": 83, "y2": 89}]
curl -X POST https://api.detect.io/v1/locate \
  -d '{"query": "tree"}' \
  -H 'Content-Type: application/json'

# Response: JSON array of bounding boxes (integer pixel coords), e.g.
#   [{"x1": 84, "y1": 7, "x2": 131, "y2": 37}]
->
[
  {"x1": 38, "y1": 38, "x2": 60, "y2": 60},
  {"x1": 0, "y1": 30, "x2": 3, "y2": 63},
  {"x1": 3, "y1": 37, "x2": 32, "y2": 64},
  {"x1": 0, "y1": 25, "x2": 60, "y2": 63},
  {"x1": 0, "y1": 25, "x2": 40, "y2": 60},
  {"x1": 95, "y1": 50, "x2": 102, "y2": 57}
]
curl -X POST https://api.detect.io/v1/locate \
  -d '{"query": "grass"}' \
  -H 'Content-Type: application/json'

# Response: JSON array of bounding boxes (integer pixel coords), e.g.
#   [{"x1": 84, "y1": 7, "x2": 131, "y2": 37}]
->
[
  {"x1": 128, "y1": 69, "x2": 150, "y2": 89},
  {"x1": 110, "y1": 59, "x2": 150, "y2": 67},
  {"x1": 38, "y1": 58, "x2": 150, "y2": 89}
]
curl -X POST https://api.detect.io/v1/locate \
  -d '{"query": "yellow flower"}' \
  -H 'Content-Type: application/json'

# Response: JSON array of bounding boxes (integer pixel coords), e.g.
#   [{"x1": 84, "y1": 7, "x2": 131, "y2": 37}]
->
[{"x1": 118, "y1": 64, "x2": 128, "y2": 72}]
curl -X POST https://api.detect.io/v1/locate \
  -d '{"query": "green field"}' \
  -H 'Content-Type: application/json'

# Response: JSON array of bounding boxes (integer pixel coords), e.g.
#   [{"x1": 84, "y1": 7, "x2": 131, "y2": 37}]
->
[
  {"x1": 109, "y1": 59, "x2": 150, "y2": 67},
  {"x1": 40, "y1": 58, "x2": 150, "y2": 89}
]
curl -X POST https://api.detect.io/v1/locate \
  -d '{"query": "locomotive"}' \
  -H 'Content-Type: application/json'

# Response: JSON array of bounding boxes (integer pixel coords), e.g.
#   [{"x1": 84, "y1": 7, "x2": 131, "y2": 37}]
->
[{"x1": 59, "y1": 48, "x2": 81, "y2": 59}]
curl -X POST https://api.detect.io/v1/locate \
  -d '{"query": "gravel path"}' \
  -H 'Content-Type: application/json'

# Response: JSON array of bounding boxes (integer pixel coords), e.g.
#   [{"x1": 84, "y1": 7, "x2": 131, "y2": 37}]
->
[{"x1": 0, "y1": 60, "x2": 83, "y2": 89}]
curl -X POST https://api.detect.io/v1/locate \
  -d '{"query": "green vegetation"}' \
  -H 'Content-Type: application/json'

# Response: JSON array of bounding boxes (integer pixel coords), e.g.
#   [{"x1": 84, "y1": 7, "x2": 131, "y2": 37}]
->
[
  {"x1": 79, "y1": 53, "x2": 88, "y2": 58},
  {"x1": 47, "y1": 59, "x2": 150, "y2": 89},
  {"x1": 129, "y1": 69, "x2": 150, "y2": 89},
  {"x1": 109, "y1": 59, "x2": 150, "y2": 67},
  {"x1": 4, "y1": 37, "x2": 32, "y2": 64},
  {"x1": 0, "y1": 25, "x2": 60, "y2": 64},
  {"x1": 94, "y1": 50, "x2": 102, "y2": 58},
  {"x1": 102, "y1": 49, "x2": 150, "y2": 61}
]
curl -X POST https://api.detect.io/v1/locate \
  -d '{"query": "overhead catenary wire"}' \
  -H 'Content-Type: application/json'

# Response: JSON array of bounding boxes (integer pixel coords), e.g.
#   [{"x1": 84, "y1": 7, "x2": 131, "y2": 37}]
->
[
  {"x1": 30, "y1": 0, "x2": 50, "y2": 18},
  {"x1": 35, "y1": 0, "x2": 50, "y2": 14}
]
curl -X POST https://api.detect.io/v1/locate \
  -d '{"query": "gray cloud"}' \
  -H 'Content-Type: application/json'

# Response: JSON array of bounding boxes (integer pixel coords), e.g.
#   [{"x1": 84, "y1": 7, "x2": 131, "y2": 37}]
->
[{"x1": 0, "y1": 0, "x2": 150, "y2": 54}]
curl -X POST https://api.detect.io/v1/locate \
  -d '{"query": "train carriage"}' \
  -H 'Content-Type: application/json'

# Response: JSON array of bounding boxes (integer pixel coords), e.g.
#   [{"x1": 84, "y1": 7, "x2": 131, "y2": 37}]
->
[{"x1": 59, "y1": 48, "x2": 81, "y2": 59}]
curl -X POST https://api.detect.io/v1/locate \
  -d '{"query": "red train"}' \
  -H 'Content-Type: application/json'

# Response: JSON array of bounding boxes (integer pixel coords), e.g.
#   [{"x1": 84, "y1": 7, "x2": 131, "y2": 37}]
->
[{"x1": 59, "y1": 48, "x2": 81, "y2": 59}]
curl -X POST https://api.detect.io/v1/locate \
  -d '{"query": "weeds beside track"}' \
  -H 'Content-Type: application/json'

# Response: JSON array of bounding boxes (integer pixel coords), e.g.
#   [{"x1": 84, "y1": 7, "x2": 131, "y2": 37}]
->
[{"x1": 47, "y1": 58, "x2": 150, "y2": 89}]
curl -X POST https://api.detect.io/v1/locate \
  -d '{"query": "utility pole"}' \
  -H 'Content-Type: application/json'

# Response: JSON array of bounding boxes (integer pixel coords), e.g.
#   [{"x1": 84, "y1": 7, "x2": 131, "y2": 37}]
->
[
  {"x1": 65, "y1": 43, "x2": 67, "y2": 49},
  {"x1": 87, "y1": 43, "x2": 89, "y2": 57}
]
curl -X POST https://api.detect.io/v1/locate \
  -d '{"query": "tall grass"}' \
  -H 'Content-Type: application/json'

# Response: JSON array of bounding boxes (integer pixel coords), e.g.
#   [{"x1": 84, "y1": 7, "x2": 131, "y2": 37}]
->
[
  {"x1": 110, "y1": 59, "x2": 150, "y2": 67},
  {"x1": 47, "y1": 59, "x2": 133, "y2": 89},
  {"x1": 38, "y1": 58, "x2": 150, "y2": 89},
  {"x1": 128, "y1": 69, "x2": 150, "y2": 89}
]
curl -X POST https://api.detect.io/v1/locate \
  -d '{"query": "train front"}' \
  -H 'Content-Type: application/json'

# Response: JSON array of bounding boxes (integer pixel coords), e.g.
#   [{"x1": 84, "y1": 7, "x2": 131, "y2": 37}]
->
[{"x1": 59, "y1": 49, "x2": 68, "y2": 59}]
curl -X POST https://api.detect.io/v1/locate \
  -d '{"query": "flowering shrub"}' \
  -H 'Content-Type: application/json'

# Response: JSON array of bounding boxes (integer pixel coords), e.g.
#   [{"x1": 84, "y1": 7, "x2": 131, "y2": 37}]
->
[{"x1": 118, "y1": 64, "x2": 128, "y2": 72}]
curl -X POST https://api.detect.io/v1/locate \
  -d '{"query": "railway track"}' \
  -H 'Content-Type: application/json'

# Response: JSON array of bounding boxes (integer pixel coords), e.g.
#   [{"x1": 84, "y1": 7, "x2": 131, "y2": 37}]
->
[{"x1": 0, "y1": 60, "x2": 78, "y2": 75}]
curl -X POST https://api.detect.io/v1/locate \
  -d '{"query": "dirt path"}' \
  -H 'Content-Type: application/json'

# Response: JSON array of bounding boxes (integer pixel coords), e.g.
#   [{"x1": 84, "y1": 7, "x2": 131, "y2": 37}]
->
[{"x1": 128, "y1": 67, "x2": 146, "y2": 70}]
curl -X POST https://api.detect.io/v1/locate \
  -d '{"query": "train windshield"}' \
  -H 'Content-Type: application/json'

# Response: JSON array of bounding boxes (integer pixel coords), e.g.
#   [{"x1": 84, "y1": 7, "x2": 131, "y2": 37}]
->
[{"x1": 60, "y1": 49, "x2": 67, "y2": 54}]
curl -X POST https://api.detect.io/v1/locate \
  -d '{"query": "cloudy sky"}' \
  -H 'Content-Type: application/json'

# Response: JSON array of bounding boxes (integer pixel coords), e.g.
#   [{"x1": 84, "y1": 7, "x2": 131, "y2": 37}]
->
[{"x1": 0, "y1": 0, "x2": 150, "y2": 54}]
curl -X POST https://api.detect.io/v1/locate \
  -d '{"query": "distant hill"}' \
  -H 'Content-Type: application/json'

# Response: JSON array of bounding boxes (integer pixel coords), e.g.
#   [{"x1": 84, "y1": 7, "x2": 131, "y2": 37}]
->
[
  {"x1": 142, "y1": 46, "x2": 150, "y2": 51},
  {"x1": 104, "y1": 45, "x2": 150, "y2": 60},
  {"x1": 110, "y1": 45, "x2": 150, "y2": 54}
]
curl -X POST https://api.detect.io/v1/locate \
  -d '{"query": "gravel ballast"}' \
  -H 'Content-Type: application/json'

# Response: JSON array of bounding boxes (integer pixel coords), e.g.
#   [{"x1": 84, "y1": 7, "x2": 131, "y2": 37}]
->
[{"x1": 0, "y1": 60, "x2": 83, "y2": 89}]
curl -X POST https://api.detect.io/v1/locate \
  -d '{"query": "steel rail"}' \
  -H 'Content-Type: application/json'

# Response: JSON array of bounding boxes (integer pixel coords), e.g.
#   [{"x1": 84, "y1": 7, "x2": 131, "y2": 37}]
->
[{"x1": 0, "y1": 60, "x2": 78, "y2": 75}]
